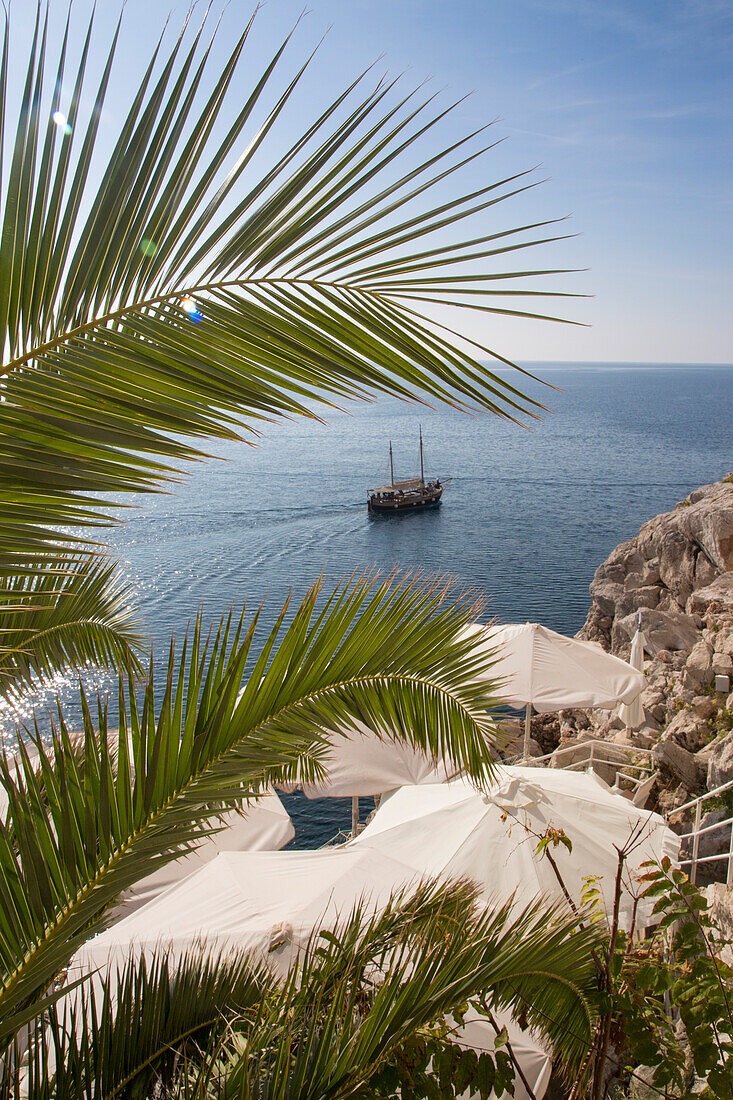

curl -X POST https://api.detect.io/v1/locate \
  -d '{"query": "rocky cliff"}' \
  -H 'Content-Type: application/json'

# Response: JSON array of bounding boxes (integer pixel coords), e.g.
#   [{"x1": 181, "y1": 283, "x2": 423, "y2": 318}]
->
[
  {"x1": 579, "y1": 475, "x2": 733, "y2": 662},
  {"x1": 531, "y1": 475, "x2": 733, "y2": 825}
]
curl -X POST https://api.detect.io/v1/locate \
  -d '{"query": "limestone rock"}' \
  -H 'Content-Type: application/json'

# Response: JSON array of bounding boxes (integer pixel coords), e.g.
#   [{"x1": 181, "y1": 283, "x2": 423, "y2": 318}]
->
[
  {"x1": 565, "y1": 477, "x2": 733, "y2": 848},
  {"x1": 704, "y1": 884, "x2": 733, "y2": 967},
  {"x1": 656, "y1": 529, "x2": 697, "y2": 606},
  {"x1": 693, "y1": 810, "x2": 733, "y2": 882},
  {"x1": 685, "y1": 639, "x2": 714, "y2": 686},
  {"x1": 662, "y1": 708, "x2": 709, "y2": 753},
  {"x1": 687, "y1": 573, "x2": 733, "y2": 615},
  {"x1": 707, "y1": 733, "x2": 733, "y2": 789},
  {"x1": 615, "y1": 586, "x2": 660, "y2": 619},
  {"x1": 713, "y1": 653, "x2": 733, "y2": 684},
  {"x1": 652, "y1": 739, "x2": 701, "y2": 791},
  {"x1": 580, "y1": 475, "x2": 733, "y2": 654},
  {"x1": 657, "y1": 783, "x2": 692, "y2": 817},
  {"x1": 612, "y1": 608, "x2": 699, "y2": 655},
  {"x1": 588, "y1": 578, "x2": 624, "y2": 618}
]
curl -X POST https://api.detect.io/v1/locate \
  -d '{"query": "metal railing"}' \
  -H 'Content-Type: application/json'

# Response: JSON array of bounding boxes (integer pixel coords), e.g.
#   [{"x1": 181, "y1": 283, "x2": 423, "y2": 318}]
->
[
  {"x1": 509, "y1": 739, "x2": 656, "y2": 798},
  {"x1": 672, "y1": 778, "x2": 733, "y2": 887},
  {"x1": 514, "y1": 739, "x2": 733, "y2": 886}
]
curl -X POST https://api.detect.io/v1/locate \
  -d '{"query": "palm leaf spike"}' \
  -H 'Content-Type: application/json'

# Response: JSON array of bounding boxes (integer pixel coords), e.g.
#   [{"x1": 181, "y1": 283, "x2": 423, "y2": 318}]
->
[
  {"x1": 0, "y1": 2, "x2": 41, "y2": 359},
  {"x1": 4, "y1": 950, "x2": 269, "y2": 1100},
  {"x1": 0, "y1": 4, "x2": 584, "y2": 571}
]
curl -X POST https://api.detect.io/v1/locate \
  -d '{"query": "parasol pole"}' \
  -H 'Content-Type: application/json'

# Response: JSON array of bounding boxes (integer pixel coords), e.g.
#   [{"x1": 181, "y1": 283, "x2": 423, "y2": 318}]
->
[
  {"x1": 351, "y1": 795, "x2": 359, "y2": 835},
  {"x1": 522, "y1": 703, "x2": 532, "y2": 762}
]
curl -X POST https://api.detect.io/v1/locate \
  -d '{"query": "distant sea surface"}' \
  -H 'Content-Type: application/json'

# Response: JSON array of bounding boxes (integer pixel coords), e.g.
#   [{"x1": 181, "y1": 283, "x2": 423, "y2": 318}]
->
[{"x1": 11, "y1": 364, "x2": 733, "y2": 845}]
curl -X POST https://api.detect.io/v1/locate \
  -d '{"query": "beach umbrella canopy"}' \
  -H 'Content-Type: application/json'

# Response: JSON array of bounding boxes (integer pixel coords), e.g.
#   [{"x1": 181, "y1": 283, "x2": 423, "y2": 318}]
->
[
  {"x1": 464, "y1": 622, "x2": 646, "y2": 758},
  {"x1": 66, "y1": 845, "x2": 551, "y2": 1099},
  {"x1": 68, "y1": 846, "x2": 421, "y2": 983},
  {"x1": 350, "y1": 767, "x2": 679, "y2": 928},
  {"x1": 110, "y1": 790, "x2": 295, "y2": 919},
  {"x1": 280, "y1": 718, "x2": 458, "y2": 800},
  {"x1": 466, "y1": 622, "x2": 645, "y2": 712},
  {"x1": 277, "y1": 719, "x2": 467, "y2": 836},
  {"x1": 619, "y1": 628, "x2": 646, "y2": 730},
  {"x1": 278, "y1": 621, "x2": 645, "y2": 813}
]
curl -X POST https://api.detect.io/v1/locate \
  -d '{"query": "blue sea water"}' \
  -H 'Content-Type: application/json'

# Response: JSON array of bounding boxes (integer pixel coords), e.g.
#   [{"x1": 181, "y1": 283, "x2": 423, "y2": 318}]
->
[{"x1": 10, "y1": 364, "x2": 733, "y2": 846}]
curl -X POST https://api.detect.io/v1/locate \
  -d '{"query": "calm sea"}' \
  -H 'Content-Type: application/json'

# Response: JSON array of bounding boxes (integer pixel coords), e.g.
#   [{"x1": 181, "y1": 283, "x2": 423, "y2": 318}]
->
[{"x1": 9, "y1": 364, "x2": 733, "y2": 845}]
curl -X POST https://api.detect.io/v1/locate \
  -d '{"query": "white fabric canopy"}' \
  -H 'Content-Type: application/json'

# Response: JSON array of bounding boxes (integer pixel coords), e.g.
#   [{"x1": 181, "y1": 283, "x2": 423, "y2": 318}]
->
[
  {"x1": 279, "y1": 621, "x2": 645, "y2": 798},
  {"x1": 619, "y1": 629, "x2": 646, "y2": 729},
  {"x1": 69, "y1": 846, "x2": 420, "y2": 983},
  {"x1": 67, "y1": 845, "x2": 549, "y2": 1099},
  {"x1": 351, "y1": 767, "x2": 679, "y2": 927},
  {"x1": 465, "y1": 622, "x2": 646, "y2": 712},
  {"x1": 281, "y1": 719, "x2": 458, "y2": 798},
  {"x1": 110, "y1": 790, "x2": 295, "y2": 919}
]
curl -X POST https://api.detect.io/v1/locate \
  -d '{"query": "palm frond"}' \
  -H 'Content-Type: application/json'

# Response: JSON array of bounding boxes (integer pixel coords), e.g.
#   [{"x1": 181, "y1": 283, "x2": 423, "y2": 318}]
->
[
  {"x1": 0, "y1": 570, "x2": 506, "y2": 1040},
  {"x1": 0, "y1": 880, "x2": 599, "y2": 1099},
  {"x1": 0, "y1": 553, "x2": 144, "y2": 702},
  {"x1": 204, "y1": 881, "x2": 601, "y2": 1097},
  {"x1": 2, "y1": 951, "x2": 267, "y2": 1100},
  {"x1": 0, "y1": 5, "x2": 583, "y2": 570}
]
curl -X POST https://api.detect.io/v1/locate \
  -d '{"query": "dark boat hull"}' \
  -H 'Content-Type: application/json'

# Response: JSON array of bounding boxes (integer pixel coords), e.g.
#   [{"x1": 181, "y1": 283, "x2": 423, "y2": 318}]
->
[{"x1": 368, "y1": 489, "x2": 443, "y2": 514}]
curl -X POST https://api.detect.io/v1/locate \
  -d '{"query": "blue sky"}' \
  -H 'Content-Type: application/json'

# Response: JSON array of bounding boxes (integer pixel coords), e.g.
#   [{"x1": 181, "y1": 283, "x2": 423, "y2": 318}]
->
[{"x1": 11, "y1": 0, "x2": 733, "y2": 363}]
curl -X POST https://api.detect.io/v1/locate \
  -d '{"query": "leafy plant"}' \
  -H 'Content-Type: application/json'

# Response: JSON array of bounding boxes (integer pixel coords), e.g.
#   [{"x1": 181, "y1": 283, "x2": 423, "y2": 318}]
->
[
  {"x1": 0, "y1": 553, "x2": 144, "y2": 701},
  {"x1": 4, "y1": 881, "x2": 602, "y2": 1099},
  {"x1": 636, "y1": 858, "x2": 733, "y2": 1098},
  {"x1": 563, "y1": 858, "x2": 733, "y2": 1099},
  {"x1": 0, "y1": 570, "x2": 510, "y2": 1039},
  {"x1": 170, "y1": 882, "x2": 600, "y2": 1100}
]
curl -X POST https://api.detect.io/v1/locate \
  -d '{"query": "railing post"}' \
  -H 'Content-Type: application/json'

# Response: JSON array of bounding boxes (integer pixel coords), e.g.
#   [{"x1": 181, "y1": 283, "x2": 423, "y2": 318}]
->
[
  {"x1": 690, "y1": 801, "x2": 702, "y2": 885},
  {"x1": 589, "y1": 741, "x2": 595, "y2": 772},
  {"x1": 728, "y1": 819, "x2": 733, "y2": 890}
]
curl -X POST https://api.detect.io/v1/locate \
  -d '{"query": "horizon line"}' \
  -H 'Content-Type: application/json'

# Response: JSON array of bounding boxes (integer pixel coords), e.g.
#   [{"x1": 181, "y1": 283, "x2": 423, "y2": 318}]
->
[{"x1": 514, "y1": 359, "x2": 733, "y2": 367}]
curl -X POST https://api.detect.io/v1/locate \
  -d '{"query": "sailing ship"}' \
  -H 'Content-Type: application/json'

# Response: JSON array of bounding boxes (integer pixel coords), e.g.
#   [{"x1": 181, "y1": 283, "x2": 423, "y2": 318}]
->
[{"x1": 367, "y1": 429, "x2": 449, "y2": 514}]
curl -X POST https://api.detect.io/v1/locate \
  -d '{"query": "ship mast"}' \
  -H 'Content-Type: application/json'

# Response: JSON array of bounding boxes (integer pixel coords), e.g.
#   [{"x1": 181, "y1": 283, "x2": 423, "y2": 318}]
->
[
  {"x1": 419, "y1": 425, "x2": 424, "y2": 487},
  {"x1": 389, "y1": 441, "x2": 395, "y2": 488}
]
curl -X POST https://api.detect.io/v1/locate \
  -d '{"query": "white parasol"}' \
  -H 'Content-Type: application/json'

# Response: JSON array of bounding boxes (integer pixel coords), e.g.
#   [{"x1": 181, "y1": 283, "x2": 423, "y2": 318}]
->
[
  {"x1": 351, "y1": 767, "x2": 679, "y2": 928},
  {"x1": 619, "y1": 622, "x2": 646, "y2": 730},
  {"x1": 66, "y1": 845, "x2": 552, "y2": 1098},
  {"x1": 279, "y1": 719, "x2": 460, "y2": 833},
  {"x1": 464, "y1": 622, "x2": 646, "y2": 760}
]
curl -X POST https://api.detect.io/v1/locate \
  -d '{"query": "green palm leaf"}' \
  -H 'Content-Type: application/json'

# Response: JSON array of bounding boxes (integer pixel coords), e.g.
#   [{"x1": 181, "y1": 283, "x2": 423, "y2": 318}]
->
[
  {"x1": 10, "y1": 881, "x2": 600, "y2": 1099},
  {"x1": 0, "y1": 5, "x2": 583, "y2": 571},
  {"x1": 203, "y1": 882, "x2": 601, "y2": 1097},
  {"x1": 0, "y1": 553, "x2": 144, "y2": 702},
  {"x1": 0, "y1": 570, "x2": 506, "y2": 1041},
  {"x1": 3, "y1": 951, "x2": 268, "y2": 1100}
]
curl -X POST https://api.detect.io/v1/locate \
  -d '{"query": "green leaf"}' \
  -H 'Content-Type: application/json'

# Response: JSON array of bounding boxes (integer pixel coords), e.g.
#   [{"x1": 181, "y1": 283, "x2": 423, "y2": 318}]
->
[
  {"x1": 0, "y1": 552, "x2": 144, "y2": 702},
  {"x1": 0, "y1": 5, "x2": 578, "y2": 575}
]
